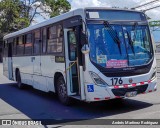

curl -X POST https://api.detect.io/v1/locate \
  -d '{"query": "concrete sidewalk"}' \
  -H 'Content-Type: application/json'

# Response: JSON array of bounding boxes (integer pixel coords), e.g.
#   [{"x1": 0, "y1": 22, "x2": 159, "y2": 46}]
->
[{"x1": 0, "y1": 63, "x2": 15, "y2": 84}]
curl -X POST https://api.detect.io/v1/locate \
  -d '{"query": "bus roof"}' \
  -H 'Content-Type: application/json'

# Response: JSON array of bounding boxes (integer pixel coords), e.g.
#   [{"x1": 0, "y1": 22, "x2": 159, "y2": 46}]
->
[{"x1": 3, "y1": 7, "x2": 143, "y2": 40}]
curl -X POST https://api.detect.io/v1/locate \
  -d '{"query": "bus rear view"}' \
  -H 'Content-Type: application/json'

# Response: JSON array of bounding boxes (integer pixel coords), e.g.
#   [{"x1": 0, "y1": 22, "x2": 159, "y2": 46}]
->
[{"x1": 84, "y1": 8, "x2": 157, "y2": 101}]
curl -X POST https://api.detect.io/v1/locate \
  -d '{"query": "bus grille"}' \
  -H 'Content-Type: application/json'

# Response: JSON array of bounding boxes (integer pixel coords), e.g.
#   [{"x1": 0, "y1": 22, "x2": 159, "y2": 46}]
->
[{"x1": 112, "y1": 84, "x2": 148, "y2": 96}]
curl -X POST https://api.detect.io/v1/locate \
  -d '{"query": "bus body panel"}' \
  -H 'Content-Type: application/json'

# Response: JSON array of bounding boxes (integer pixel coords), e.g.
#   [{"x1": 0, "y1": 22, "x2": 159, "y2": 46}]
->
[
  {"x1": 83, "y1": 54, "x2": 157, "y2": 101},
  {"x1": 40, "y1": 55, "x2": 65, "y2": 92},
  {"x1": 3, "y1": 57, "x2": 9, "y2": 78},
  {"x1": 11, "y1": 55, "x2": 65, "y2": 92},
  {"x1": 3, "y1": 42, "x2": 13, "y2": 79}
]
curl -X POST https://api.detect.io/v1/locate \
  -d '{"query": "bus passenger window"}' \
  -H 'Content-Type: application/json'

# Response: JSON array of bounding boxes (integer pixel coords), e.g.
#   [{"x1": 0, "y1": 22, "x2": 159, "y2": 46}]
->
[
  {"x1": 17, "y1": 36, "x2": 24, "y2": 55},
  {"x1": 42, "y1": 28, "x2": 47, "y2": 53},
  {"x1": 12, "y1": 38, "x2": 17, "y2": 55},
  {"x1": 34, "y1": 30, "x2": 41, "y2": 55},
  {"x1": 25, "y1": 33, "x2": 32, "y2": 55},
  {"x1": 47, "y1": 25, "x2": 63, "y2": 53},
  {"x1": 48, "y1": 26, "x2": 57, "y2": 53},
  {"x1": 57, "y1": 25, "x2": 63, "y2": 52},
  {"x1": 68, "y1": 31, "x2": 77, "y2": 61},
  {"x1": 3, "y1": 40, "x2": 8, "y2": 58}
]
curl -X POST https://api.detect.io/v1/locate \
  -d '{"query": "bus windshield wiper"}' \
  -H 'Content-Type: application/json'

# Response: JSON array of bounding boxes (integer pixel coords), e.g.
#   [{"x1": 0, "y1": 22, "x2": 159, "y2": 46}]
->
[
  {"x1": 126, "y1": 31, "x2": 135, "y2": 55},
  {"x1": 103, "y1": 21, "x2": 122, "y2": 55},
  {"x1": 132, "y1": 22, "x2": 138, "y2": 42},
  {"x1": 126, "y1": 22, "x2": 138, "y2": 55}
]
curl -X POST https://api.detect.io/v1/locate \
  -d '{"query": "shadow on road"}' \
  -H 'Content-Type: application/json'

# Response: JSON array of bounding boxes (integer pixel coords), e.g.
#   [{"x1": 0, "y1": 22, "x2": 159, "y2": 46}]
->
[{"x1": 0, "y1": 83, "x2": 153, "y2": 124}]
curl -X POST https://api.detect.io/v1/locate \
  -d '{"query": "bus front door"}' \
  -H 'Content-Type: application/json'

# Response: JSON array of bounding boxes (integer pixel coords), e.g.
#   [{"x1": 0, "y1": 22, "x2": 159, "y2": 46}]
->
[
  {"x1": 8, "y1": 42, "x2": 13, "y2": 80},
  {"x1": 64, "y1": 29, "x2": 80, "y2": 96}
]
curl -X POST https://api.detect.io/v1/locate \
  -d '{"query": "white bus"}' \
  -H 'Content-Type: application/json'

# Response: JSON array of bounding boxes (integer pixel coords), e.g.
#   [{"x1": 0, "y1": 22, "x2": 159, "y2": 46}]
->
[{"x1": 3, "y1": 7, "x2": 157, "y2": 105}]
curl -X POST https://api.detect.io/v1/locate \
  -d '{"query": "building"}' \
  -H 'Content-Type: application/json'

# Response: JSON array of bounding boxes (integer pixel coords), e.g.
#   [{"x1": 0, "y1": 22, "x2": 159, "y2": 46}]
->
[{"x1": 155, "y1": 42, "x2": 160, "y2": 53}]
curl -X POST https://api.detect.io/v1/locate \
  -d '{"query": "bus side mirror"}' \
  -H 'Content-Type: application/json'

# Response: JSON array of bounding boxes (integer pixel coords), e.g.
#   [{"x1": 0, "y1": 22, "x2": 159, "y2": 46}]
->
[
  {"x1": 81, "y1": 44, "x2": 90, "y2": 54},
  {"x1": 81, "y1": 31, "x2": 88, "y2": 45}
]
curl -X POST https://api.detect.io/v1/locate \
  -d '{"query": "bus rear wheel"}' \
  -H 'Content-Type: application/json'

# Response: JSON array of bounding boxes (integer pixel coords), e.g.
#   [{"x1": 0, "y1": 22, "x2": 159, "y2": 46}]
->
[
  {"x1": 56, "y1": 76, "x2": 71, "y2": 105},
  {"x1": 16, "y1": 70, "x2": 24, "y2": 89}
]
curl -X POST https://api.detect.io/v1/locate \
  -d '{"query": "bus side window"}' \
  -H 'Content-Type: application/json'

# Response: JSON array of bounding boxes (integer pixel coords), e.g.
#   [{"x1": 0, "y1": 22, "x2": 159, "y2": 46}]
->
[
  {"x1": 13, "y1": 38, "x2": 17, "y2": 55},
  {"x1": 3, "y1": 40, "x2": 8, "y2": 58},
  {"x1": 34, "y1": 30, "x2": 41, "y2": 55},
  {"x1": 42, "y1": 28, "x2": 47, "y2": 53},
  {"x1": 68, "y1": 31, "x2": 77, "y2": 61},
  {"x1": 57, "y1": 25, "x2": 63, "y2": 53},
  {"x1": 47, "y1": 25, "x2": 57, "y2": 53},
  {"x1": 24, "y1": 33, "x2": 32, "y2": 55},
  {"x1": 3, "y1": 41, "x2": 5, "y2": 57},
  {"x1": 16, "y1": 36, "x2": 24, "y2": 56},
  {"x1": 47, "y1": 24, "x2": 63, "y2": 53}
]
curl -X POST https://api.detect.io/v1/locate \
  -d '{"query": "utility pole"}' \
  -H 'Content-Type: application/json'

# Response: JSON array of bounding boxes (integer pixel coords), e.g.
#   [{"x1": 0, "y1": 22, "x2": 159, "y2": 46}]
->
[
  {"x1": 131, "y1": 0, "x2": 160, "y2": 31},
  {"x1": 131, "y1": 0, "x2": 160, "y2": 12},
  {"x1": 131, "y1": 0, "x2": 160, "y2": 10}
]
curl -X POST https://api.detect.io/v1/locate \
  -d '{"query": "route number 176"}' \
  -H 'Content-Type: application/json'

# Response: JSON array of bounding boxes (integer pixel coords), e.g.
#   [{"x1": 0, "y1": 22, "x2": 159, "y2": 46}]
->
[{"x1": 111, "y1": 78, "x2": 123, "y2": 85}]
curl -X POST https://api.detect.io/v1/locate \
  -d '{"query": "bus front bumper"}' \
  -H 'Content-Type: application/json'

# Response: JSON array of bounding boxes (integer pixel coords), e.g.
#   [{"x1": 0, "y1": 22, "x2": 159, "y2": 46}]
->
[{"x1": 84, "y1": 78, "x2": 157, "y2": 102}]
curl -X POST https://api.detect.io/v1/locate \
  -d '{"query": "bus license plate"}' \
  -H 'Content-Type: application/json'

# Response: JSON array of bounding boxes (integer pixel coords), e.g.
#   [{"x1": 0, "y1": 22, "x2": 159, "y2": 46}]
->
[{"x1": 125, "y1": 91, "x2": 137, "y2": 97}]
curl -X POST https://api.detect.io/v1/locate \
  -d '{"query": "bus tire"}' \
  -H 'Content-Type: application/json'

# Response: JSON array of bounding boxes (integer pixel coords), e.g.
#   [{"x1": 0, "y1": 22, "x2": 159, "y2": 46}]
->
[
  {"x1": 56, "y1": 75, "x2": 71, "y2": 105},
  {"x1": 16, "y1": 70, "x2": 24, "y2": 89}
]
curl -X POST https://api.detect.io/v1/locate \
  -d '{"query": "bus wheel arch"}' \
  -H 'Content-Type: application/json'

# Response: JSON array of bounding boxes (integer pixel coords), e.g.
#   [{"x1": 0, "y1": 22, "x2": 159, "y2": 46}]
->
[{"x1": 54, "y1": 72, "x2": 71, "y2": 105}]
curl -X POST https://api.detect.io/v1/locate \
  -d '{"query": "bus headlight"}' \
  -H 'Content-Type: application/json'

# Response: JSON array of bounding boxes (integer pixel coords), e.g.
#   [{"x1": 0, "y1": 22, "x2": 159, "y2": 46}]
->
[
  {"x1": 89, "y1": 71, "x2": 108, "y2": 87},
  {"x1": 150, "y1": 71, "x2": 156, "y2": 81}
]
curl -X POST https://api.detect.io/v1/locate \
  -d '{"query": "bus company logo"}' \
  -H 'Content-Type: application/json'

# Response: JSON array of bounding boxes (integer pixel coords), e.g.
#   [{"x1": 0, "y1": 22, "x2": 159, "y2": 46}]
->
[
  {"x1": 129, "y1": 78, "x2": 133, "y2": 83},
  {"x1": 123, "y1": 67, "x2": 135, "y2": 70}
]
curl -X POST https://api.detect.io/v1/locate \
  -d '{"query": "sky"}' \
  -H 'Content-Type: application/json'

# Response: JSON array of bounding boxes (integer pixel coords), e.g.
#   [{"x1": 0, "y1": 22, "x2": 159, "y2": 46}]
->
[
  {"x1": 67, "y1": 0, "x2": 160, "y2": 42},
  {"x1": 68, "y1": 0, "x2": 160, "y2": 20},
  {"x1": 35, "y1": 0, "x2": 160, "y2": 42}
]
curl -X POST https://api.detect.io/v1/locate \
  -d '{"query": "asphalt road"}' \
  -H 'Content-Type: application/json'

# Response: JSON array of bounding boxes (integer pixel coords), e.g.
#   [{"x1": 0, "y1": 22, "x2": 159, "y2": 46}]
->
[{"x1": 0, "y1": 63, "x2": 160, "y2": 128}]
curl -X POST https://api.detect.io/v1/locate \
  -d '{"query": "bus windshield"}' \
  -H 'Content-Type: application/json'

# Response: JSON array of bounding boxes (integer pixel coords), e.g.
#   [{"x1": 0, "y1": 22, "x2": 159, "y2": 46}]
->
[{"x1": 88, "y1": 24, "x2": 153, "y2": 68}]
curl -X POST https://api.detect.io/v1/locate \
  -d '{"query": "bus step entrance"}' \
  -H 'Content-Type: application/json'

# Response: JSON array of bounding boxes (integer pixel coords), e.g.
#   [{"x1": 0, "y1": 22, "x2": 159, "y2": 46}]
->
[
  {"x1": 70, "y1": 63, "x2": 79, "y2": 94},
  {"x1": 72, "y1": 75, "x2": 79, "y2": 93},
  {"x1": 70, "y1": 95, "x2": 81, "y2": 100}
]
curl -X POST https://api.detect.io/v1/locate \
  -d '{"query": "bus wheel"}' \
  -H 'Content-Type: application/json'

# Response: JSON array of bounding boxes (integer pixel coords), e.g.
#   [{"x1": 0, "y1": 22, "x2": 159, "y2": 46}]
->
[
  {"x1": 56, "y1": 76, "x2": 71, "y2": 105},
  {"x1": 16, "y1": 70, "x2": 24, "y2": 89}
]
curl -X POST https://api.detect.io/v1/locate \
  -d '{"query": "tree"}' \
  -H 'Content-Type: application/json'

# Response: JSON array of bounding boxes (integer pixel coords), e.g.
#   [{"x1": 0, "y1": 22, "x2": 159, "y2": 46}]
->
[
  {"x1": 44, "y1": 0, "x2": 71, "y2": 17},
  {"x1": 28, "y1": 0, "x2": 71, "y2": 23},
  {"x1": 0, "y1": 0, "x2": 71, "y2": 59},
  {"x1": 0, "y1": 0, "x2": 71, "y2": 35},
  {"x1": 0, "y1": 0, "x2": 30, "y2": 35}
]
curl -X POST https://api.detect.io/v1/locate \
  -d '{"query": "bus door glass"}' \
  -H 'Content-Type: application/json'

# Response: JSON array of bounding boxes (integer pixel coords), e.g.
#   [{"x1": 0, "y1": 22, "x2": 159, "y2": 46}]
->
[
  {"x1": 8, "y1": 40, "x2": 13, "y2": 80},
  {"x1": 3, "y1": 40, "x2": 8, "y2": 77},
  {"x1": 64, "y1": 29, "x2": 79, "y2": 95}
]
